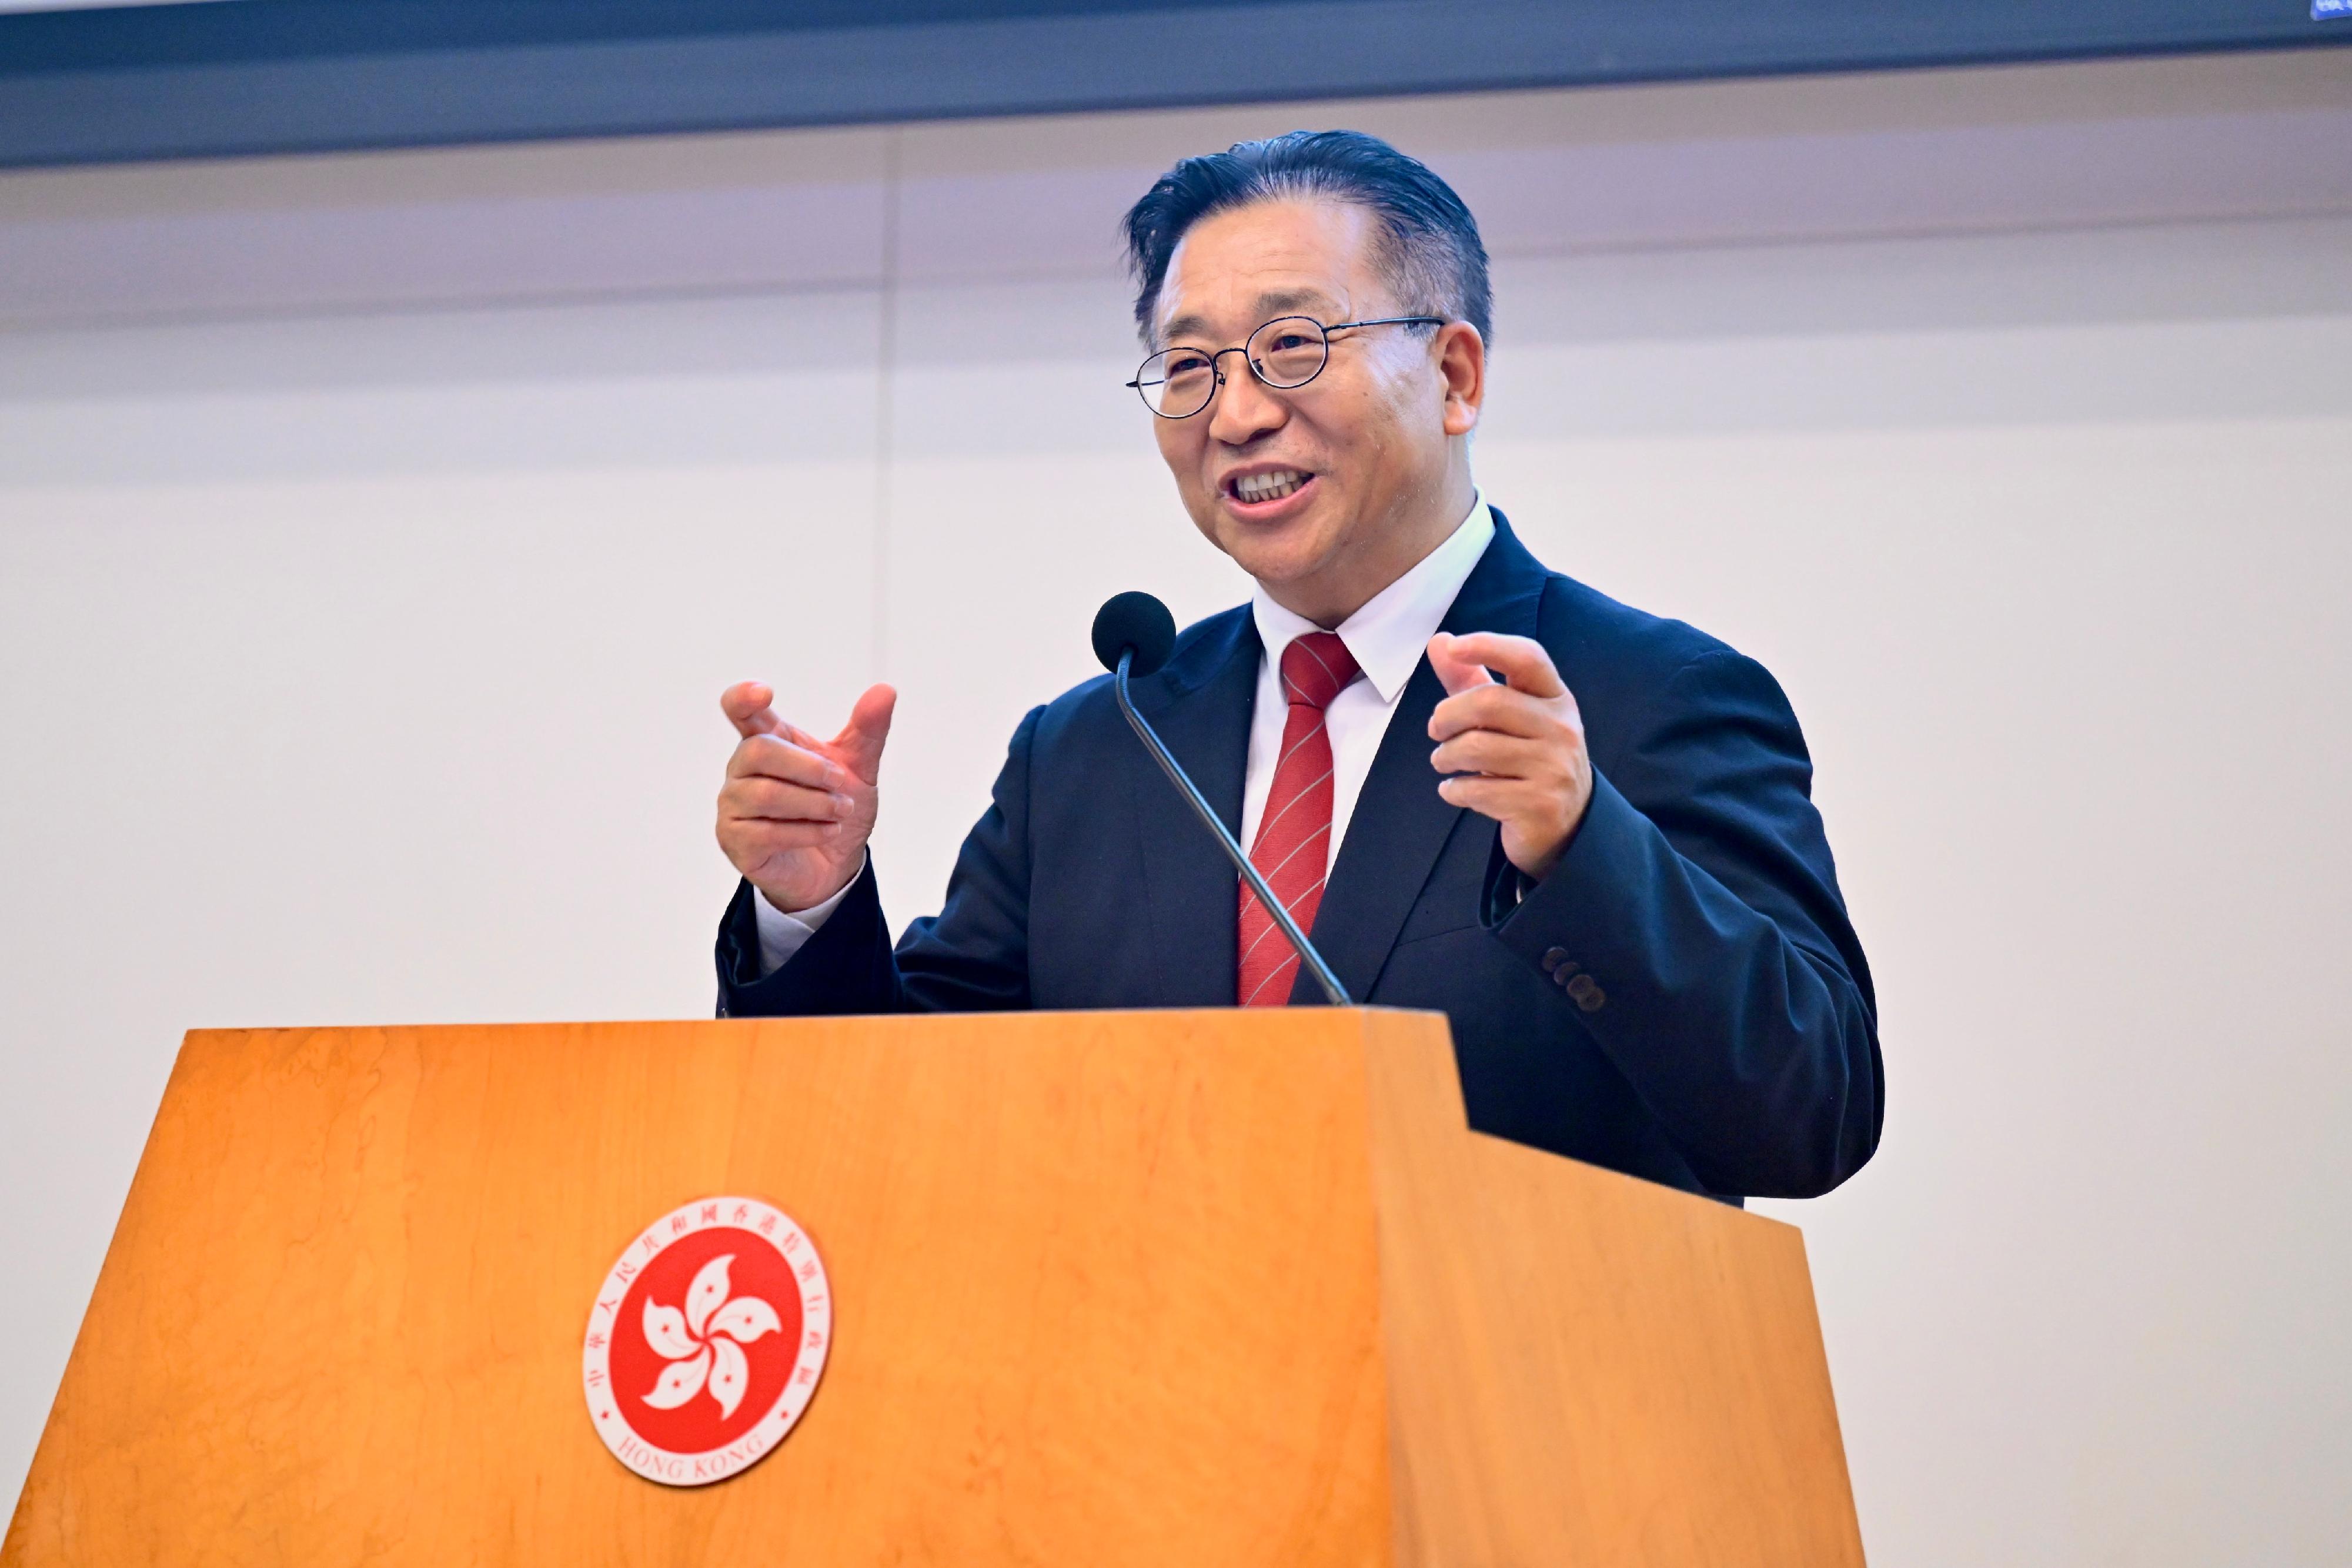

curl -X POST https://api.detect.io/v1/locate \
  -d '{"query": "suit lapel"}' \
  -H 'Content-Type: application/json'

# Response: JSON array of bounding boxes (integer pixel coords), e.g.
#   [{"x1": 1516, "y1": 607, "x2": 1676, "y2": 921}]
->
[
  {"x1": 1299, "y1": 512, "x2": 1551, "y2": 1004},
  {"x1": 1130, "y1": 609, "x2": 1259, "y2": 1006}
]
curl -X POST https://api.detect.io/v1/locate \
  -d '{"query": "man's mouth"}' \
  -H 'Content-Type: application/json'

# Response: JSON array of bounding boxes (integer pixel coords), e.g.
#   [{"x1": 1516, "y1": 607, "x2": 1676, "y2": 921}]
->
[{"x1": 1227, "y1": 468, "x2": 1312, "y2": 505}]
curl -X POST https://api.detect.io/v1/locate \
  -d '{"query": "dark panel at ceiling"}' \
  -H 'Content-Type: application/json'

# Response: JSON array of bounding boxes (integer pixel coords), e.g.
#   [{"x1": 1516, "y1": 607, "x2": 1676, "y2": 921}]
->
[{"x1": 1, "y1": 0, "x2": 2344, "y2": 167}]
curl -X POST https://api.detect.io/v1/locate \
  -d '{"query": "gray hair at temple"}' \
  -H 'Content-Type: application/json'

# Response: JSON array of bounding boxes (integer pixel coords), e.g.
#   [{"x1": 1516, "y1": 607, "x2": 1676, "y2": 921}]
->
[{"x1": 1119, "y1": 129, "x2": 1494, "y2": 350}]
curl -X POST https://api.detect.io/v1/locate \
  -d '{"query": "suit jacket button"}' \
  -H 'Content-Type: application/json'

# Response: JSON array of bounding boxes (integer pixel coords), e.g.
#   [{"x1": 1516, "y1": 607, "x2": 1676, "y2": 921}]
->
[
  {"x1": 1566, "y1": 974, "x2": 1603, "y2": 1011},
  {"x1": 1541, "y1": 947, "x2": 1572, "y2": 974}
]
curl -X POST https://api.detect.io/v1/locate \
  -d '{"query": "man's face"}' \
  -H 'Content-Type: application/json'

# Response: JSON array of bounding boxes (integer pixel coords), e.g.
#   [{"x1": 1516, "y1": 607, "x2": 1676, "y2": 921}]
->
[{"x1": 1148, "y1": 197, "x2": 1481, "y2": 623}]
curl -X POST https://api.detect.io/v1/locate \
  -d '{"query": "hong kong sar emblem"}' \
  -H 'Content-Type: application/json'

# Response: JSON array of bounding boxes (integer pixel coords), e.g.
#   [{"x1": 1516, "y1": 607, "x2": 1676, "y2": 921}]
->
[{"x1": 582, "y1": 1195, "x2": 831, "y2": 1486}]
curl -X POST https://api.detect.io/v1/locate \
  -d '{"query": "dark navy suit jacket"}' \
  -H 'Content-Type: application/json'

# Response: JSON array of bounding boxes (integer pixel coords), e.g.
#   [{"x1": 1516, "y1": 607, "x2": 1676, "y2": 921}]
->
[{"x1": 717, "y1": 513, "x2": 1882, "y2": 1201}]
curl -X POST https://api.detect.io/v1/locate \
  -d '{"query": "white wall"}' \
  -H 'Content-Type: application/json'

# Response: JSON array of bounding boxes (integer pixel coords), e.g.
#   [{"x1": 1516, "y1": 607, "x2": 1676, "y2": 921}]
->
[{"x1": 4, "y1": 48, "x2": 2348, "y2": 1563}]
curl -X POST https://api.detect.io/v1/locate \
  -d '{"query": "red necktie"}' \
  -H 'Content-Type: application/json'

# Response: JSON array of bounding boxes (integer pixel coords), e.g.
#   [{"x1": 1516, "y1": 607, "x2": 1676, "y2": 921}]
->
[{"x1": 1238, "y1": 631, "x2": 1362, "y2": 1006}]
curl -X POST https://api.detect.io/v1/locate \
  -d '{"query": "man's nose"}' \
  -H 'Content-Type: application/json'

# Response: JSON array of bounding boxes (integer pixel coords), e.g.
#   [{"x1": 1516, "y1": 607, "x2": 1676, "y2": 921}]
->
[{"x1": 1207, "y1": 357, "x2": 1288, "y2": 445}]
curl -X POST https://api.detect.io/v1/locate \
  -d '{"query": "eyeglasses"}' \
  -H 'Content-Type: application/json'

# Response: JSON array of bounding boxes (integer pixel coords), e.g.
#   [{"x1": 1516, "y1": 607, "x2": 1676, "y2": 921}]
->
[{"x1": 1127, "y1": 314, "x2": 1445, "y2": 419}]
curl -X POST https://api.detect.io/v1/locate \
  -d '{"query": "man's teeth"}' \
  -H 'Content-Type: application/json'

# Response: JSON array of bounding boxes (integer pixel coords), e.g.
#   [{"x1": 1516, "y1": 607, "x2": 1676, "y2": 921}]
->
[{"x1": 1234, "y1": 470, "x2": 1307, "y2": 503}]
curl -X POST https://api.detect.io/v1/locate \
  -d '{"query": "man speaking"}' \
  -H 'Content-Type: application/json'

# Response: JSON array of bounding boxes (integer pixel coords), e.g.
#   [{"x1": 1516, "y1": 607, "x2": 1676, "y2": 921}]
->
[{"x1": 710, "y1": 131, "x2": 1882, "y2": 1202}]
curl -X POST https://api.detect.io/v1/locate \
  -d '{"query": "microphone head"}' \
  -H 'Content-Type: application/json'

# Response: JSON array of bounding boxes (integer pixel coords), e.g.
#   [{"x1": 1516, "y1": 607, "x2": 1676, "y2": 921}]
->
[{"x1": 1092, "y1": 591, "x2": 1178, "y2": 678}]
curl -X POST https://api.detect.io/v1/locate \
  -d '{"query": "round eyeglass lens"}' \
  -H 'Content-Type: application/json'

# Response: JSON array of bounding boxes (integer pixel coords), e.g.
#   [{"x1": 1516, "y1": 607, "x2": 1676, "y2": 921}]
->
[
  {"x1": 1244, "y1": 316, "x2": 1329, "y2": 388},
  {"x1": 1134, "y1": 347, "x2": 1218, "y2": 417}
]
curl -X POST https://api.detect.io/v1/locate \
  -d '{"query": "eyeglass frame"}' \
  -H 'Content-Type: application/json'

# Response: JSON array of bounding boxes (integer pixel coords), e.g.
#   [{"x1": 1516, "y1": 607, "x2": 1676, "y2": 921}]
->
[{"x1": 1125, "y1": 314, "x2": 1448, "y2": 419}]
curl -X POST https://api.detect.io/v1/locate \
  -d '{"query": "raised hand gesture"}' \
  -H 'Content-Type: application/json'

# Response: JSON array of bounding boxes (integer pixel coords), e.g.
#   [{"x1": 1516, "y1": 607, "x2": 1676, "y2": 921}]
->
[
  {"x1": 714, "y1": 680, "x2": 897, "y2": 912},
  {"x1": 1426, "y1": 631, "x2": 1592, "y2": 881}
]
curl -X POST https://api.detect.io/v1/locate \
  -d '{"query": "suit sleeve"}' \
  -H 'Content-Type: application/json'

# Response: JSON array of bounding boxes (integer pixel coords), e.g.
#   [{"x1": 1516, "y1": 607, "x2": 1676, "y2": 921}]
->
[
  {"x1": 1485, "y1": 649, "x2": 1883, "y2": 1197},
  {"x1": 715, "y1": 705, "x2": 1043, "y2": 1017}
]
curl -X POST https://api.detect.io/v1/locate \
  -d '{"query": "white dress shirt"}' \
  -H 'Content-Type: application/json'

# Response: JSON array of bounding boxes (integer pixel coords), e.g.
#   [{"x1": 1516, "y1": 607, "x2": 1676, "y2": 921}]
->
[
  {"x1": 1238, "y1": 498, "x2": 1494, "y2": 876},
  {"x1": 756, "y1": 497, "x2": 1496, "y2": 975}
]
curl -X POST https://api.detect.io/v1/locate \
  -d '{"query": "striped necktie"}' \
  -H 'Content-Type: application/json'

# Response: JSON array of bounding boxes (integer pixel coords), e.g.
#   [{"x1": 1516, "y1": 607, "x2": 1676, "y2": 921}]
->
[{"x1": 1238, "y1": 631, "x2": 1362, "y2": 1006}]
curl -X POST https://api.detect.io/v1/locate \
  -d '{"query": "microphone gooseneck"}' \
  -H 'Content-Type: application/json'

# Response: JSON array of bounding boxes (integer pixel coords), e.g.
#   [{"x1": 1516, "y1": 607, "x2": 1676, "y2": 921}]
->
[{"x1": 1093, "y1": 594, "x2": 1352, "y2": 1008}]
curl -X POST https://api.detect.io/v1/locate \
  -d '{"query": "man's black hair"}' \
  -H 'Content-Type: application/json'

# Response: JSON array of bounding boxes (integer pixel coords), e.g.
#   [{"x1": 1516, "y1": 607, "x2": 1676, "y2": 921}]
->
[{"x1": 1120, "y1": 129, "x2": 1492, "y2": 349}]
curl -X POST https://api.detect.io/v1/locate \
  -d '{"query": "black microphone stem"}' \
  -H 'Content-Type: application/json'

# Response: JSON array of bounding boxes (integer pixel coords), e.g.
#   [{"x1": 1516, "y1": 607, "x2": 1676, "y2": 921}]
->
[{"x1": 1114, "y1": 650, "x2": 1353, "y2": 1007}]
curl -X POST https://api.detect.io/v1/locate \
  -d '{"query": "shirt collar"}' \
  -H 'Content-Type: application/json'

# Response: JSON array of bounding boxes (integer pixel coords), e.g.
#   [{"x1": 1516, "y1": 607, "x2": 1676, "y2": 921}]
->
[{"x1": 1250, "y1": 495, "x2": 1496, "y2": 704}]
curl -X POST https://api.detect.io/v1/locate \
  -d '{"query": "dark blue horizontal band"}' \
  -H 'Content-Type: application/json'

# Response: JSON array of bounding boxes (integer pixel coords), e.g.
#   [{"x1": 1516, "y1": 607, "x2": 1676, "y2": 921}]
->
[{"x1": 2, "y1": 0, "x2": 2343, "y2": 168}]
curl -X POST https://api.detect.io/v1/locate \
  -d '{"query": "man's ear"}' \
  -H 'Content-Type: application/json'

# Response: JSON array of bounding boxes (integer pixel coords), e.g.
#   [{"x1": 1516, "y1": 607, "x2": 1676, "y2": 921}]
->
[{"x1": 1436, "y1": 321, "x2": 1486, "y2": 437}]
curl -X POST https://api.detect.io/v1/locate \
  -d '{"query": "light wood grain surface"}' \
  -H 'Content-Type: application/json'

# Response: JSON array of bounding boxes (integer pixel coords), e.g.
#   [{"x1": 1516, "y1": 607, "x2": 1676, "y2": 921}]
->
[
  {"x1": 4, "y1": 1013, "x2": 1394, "y2": 1566},
  {"x1": 1360, "y1": 1011, "x2": 1866, "y2": 1567},
  {"x1": 3, "y1": 1008, "x2": 1859, "y2": 1566}
]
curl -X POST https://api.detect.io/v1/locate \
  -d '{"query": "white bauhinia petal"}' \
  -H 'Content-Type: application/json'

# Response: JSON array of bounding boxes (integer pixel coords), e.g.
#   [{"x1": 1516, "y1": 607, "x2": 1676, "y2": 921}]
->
[
  {"x1": 685, "y1": 1255, "x2": 734, "y2": 1339},
  {"x1": 708, "y1": 1335, "x2": 750, "y2": 1420},
  {"x1": 642, "y1": 1300, "x2": 697, "y2": 1361},
  {"x1": 642, "y1": 1345, "x2": 710, "y2": 1409},
  {"x1": 707, "y1": 1295, "x2": 782, "y2": 1346}
]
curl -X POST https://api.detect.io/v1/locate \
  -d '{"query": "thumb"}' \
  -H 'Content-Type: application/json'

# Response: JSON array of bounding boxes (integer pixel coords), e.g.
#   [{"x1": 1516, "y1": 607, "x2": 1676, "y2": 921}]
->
[
  {"x1": 830, "y1": 683, "x2": 898, "y2": 783},
  {"x1": 721, "y1": 681, "x2": 780, "y2": 738},
  {"x1": 1427, "y1": 633, "x2": 1497, "y2": 697}
]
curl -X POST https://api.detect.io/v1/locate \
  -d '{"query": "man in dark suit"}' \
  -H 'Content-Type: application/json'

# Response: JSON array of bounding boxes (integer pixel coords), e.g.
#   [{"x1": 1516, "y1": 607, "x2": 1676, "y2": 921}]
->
[{"x1": 711, "y1": 131, "x2": 1881, "y2": 1202}]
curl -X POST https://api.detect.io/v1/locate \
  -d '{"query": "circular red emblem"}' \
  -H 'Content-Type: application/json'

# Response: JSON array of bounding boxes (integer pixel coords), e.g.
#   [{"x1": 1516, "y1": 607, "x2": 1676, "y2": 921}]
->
[{"x1": 582, "y1": 1196, "x2": 831, "y2": 1486}]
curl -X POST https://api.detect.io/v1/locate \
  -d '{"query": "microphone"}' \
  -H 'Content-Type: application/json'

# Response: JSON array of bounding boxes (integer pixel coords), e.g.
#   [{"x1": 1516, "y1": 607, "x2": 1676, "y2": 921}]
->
[{"x1": 1091, "y1": 593, "x2": 1352, "y2": 1007}]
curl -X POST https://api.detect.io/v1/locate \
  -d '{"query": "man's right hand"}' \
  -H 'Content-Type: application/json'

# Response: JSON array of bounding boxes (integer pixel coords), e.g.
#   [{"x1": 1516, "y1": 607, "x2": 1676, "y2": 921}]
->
[{"x1": 716, "y1": 680, "x2": 897, "y2": 914}]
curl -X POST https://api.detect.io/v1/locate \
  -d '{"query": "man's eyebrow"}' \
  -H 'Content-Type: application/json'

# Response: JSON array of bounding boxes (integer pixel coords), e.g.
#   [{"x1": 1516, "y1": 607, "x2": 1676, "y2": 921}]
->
[
  {"x1": 1255, "y1": 287, "x2": 1339, "y2": 317},
  {"x1": 1159, "y1": 312, "x2": 1212, "y2": 345},
  {"x1": 1157, "y1": 289, "x2": 1344, "y2": 346}
]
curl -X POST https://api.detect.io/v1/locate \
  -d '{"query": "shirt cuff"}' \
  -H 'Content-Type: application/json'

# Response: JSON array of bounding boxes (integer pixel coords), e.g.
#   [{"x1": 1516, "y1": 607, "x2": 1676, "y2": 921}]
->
[{"x1": 751, "y1": 855, "x2": 864, "y2": 977}]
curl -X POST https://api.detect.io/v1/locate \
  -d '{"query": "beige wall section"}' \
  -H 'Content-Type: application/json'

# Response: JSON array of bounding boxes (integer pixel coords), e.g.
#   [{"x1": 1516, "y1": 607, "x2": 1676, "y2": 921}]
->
[{"x1": 3, "y1": 45, "x2": 2348, "y2": 1565}]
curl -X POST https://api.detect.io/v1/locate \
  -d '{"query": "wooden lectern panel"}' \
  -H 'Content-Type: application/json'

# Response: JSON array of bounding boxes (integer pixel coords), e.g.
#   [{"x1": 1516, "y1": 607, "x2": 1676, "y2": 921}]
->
[
  {"x1": 5, "y1": 1009, "x2": 1860, "y2": 1566},
  {"x1": 1359, "y1": 1012, "x2": 1864, "y2": 1566}
]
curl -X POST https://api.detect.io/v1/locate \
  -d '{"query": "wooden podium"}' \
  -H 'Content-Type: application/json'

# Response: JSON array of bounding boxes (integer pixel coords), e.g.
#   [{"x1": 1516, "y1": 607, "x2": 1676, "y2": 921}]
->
[{"x1": 4, "y1": 1009, "x2": 1863, "y2": 1565}]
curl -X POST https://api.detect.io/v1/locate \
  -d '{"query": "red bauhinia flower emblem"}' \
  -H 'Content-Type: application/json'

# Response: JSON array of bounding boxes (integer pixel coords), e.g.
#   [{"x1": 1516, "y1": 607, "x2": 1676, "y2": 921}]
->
[
  {"x1": 585, "y1": 1197, "x2": 830, "y2": 1487},
  {"x1": 638, "y1": 1253, "x2": 783, "y2": 1420}
]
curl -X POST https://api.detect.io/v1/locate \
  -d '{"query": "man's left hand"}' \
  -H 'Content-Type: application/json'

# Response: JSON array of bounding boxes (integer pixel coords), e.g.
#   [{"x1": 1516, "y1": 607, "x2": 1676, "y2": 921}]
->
[{"x1": 1426, "y1": 631, "x2": 1592, "y2": 881}]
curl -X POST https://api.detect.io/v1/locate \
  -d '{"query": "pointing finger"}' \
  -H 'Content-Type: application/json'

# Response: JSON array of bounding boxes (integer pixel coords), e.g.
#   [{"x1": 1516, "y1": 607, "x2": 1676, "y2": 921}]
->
[
  {"x1": 721, "y1": 681, "x2": 780, "y2": 739},
  {"x1": 1439, "y1": 633, "x2": 1566, "y2": 700},
  {"x1": 1427, "y1": 632, "x2": 1497, "y2": 697}
]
